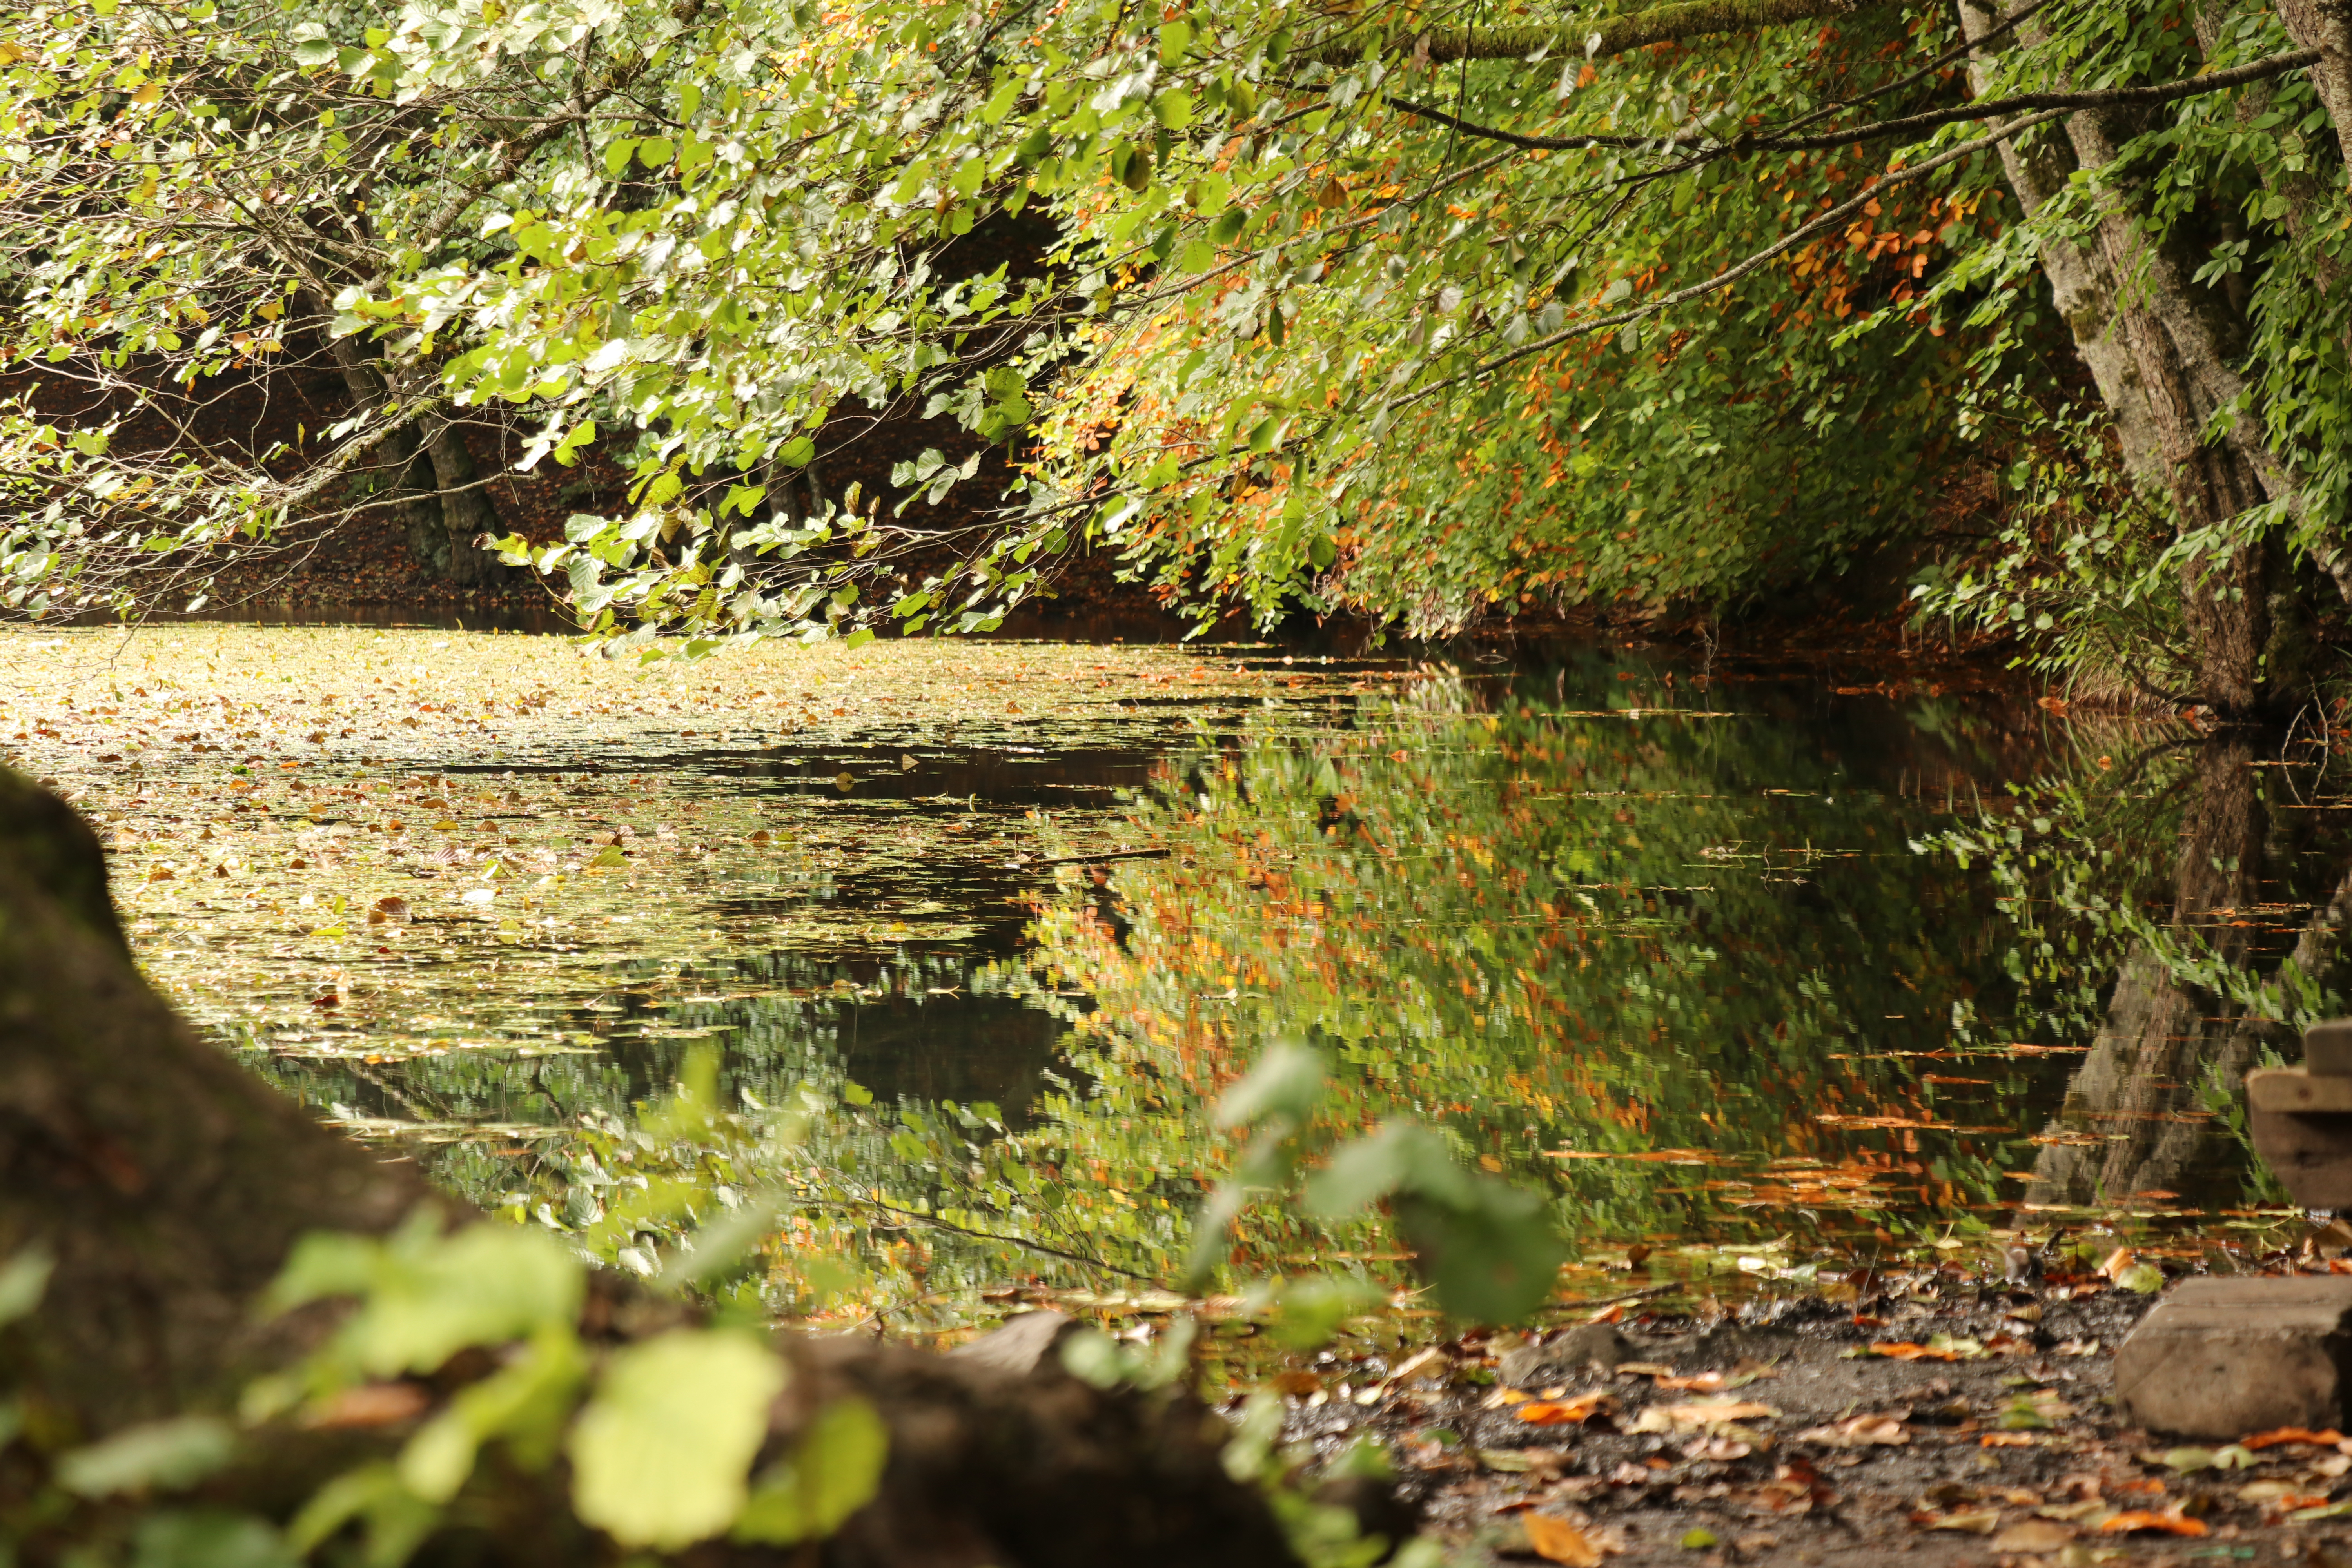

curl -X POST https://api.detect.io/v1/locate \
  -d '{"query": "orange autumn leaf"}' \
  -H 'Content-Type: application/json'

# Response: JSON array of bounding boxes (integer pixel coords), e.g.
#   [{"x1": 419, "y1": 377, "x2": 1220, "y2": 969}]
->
[
  {"x1": 1655, "y1": 1372, "x2": 1726, "y2": 1392},
  {"x1": 2241, "y1": 1427, "x2": 2348, "y2": 1450},
  {"x1": 1517, "y1": 1393, "x2": 1615, "y2": 1426},
  {"x1": 1524, "y1": 1515, "x2": 1604, "y2": 1567},
  {"x1": 2100, "y1": 1511, "x2": 2208, "y2": 1537},
  {"x1": 1867, "y1": 1341, "x2": 1967, "y2": 1361}
]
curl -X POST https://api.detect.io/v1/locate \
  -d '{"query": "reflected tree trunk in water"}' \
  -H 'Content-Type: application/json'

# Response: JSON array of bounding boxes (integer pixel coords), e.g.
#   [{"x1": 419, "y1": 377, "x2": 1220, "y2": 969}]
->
[{"x1": 2026, "y1": 740, "x2": 2352, "y2": 1207}]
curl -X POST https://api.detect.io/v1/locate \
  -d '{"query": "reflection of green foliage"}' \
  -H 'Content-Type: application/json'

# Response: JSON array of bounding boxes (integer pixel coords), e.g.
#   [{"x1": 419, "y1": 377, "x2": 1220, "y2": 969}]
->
[
  {"x1": 401, "y1": 664, "x2": 2074, "y2": 1314},
  {"x1": 1932, "y1": 738, "x2": 2352, "y2": 1210},
  {"x1": 1937, "y1": 748, "x2": 2350, "y2": 1038},
  {"x1": 1003, "y1": 662, "x2": 2052, "y2": 1285}
]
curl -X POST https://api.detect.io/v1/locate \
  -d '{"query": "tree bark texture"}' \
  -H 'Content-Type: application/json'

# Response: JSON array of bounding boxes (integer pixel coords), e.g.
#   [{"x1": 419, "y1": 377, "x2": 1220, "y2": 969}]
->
[
  {"x1": 1956, "y1": 0, "x2": 2352, "y2": 711},
  {"x1": 418, "y1": 414, "x2": 508, "y2": 591},
  {"x1": 0, "y1": 771, "x2": 1299, "y2": 1568},
  {"x1": 2274, "y1": 0, "x2": 2352, "y2": 151},
  {"x1": 315, "y1": 309, "x2": 505, "y2": 589}
]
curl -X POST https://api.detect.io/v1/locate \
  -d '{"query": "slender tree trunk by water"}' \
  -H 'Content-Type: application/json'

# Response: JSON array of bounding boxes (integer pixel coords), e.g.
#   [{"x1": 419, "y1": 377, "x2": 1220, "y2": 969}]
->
[
  {"x1": 312, "y1": 299, "x2": 506, "y2": 589},
  {"x1": 1956, "y1": 0, "x2": 2350, "y2": 713}
]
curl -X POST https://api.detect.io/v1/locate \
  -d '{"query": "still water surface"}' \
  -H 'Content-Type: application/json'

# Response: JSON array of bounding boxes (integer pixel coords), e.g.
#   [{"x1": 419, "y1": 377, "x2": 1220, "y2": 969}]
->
[{"x1": 15, "y1": 626, "x2": 2339, "y2": 1320}]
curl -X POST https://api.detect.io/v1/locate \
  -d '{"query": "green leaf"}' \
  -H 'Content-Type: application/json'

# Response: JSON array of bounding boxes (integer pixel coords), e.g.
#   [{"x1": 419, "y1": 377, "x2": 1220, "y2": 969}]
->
[
  {"x1": 732, "y1": 1396, "x2": 889, "y2": 1544},
  {"x1": 271, "y1": 1221, "x2": 584, "y2": 1377},
  {"x1": 569, "y1": 1330, "x2": 789, "y2": 1550},
  {"x1": 131, "y1": 1510, "x2": 301, "y2": 1568},
  {"x1": 57, "y1": 1417, "x2": 236, "y2": 1497},
  {"x1": 1212, "y1": 1042, "x2": 1323, "y2": 1127},
  {"x1": 0, "y1": 1246, "x2": 54, "y2": 1327},
  {"x1": 397, "y1": 1326, "x2": 586, "y2": 1503},
  {"x1": 1395, "y1": 1183, "x2": 1566, "y2": 1325}
]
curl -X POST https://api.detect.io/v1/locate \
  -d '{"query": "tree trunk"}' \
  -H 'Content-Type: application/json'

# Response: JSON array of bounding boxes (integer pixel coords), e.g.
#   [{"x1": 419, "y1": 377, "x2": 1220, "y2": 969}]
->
[
  {"x1": 2274, "y1": 0, "x2": 2352, "y2": 149},
  {"x1": 418, "y1": 415, "x2": 507, "y2": 590},
  {"x1": 0, "y1": 770, "x2": 1299, "y2": 1568},
  {"x1": 314, "y1": 308, "x2": 505, "y2": 589},
  {"x1": 321, "y1": 333, "x2": 451, "y2": 578},
  {"x1": 1958, "y1": 0, "x2": 2321, "y2": 713}
]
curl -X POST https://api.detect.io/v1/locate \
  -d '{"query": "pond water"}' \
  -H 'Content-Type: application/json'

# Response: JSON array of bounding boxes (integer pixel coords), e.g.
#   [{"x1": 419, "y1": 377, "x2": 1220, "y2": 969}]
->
[{"x1": 4, "y1": 624, "x2": 2340, "y2": 1332}]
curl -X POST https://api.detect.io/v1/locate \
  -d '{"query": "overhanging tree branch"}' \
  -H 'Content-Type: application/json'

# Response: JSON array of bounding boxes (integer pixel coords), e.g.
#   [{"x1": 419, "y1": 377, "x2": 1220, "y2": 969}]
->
[
  {"x1": 1303, "y1": 0, "x2": 1887, "y2": 68},
  {"x1": 1387, "y1": 46, "x2": 2321, "y2": 154},
  {"x1": 1388, "y1": 106, "x2": 2067, "y2": 410}
]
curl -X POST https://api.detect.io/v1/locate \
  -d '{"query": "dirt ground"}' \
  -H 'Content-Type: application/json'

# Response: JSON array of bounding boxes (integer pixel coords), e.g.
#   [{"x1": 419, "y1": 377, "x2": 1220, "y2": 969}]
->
[{"x1": 1269, "y1": 1265, "x2": 2352, "y2": 1568}]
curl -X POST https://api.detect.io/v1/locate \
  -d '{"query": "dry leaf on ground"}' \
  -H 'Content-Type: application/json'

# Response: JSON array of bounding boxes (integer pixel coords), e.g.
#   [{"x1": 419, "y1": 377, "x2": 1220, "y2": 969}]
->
[
  {"x1": 1657, "y1": 1399, "x2": 1776, "y2": 1426},
  {"x1": 1524, "y1": 1515, "x2": 1604, "y2": 1566},
  {"x1": 1517, "y1": 1393, "x2": 1616, "y2": 1426},
  {"x1": 2099, "y1": 1510, "x2": 2207, "y2": 1537},
  {"x1": 1990, "y1": 1520, "x2": 2074, "y2": 1553},
  {"x1": 2241, "y1": 1427, "x2": 2348, "y2": 1450},
  {"x1": 1917, "y1": 1509, "x2": 2002, "y2": 1534},
  {"x1": 1796, "y1": 1414, "x2": 1908, "y2": 1448}
]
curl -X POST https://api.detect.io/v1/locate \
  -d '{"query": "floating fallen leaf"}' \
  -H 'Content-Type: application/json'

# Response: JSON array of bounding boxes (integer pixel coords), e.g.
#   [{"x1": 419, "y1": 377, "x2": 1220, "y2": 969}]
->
[
  {"x1": 1797, "y1": 1414, "x2": 1908, "y2": 1448},
  {"x1": 1679, "y1": 1528, "x2": 1717, "y2": 1550},
  {"x1": 2238, "y1": 1482, "x2": 2325, "y2": 1508},
  {"x1": 1981, "y1": 1432, "x2": 2036, "y2": 1448},
  {"x1": 1517, "y1": 1392, "x2": 1615, "y2": 1426},
  {"x1": 1865, "y1": 1336, "x2": 1984, "y2": 1362},
  {"x1": 1524, "y1": 1515, "x2": 1603, "y2": 1566},
  {"x1": 2099, "y1": 1510, "x2": 2206, "y2": 1537}
]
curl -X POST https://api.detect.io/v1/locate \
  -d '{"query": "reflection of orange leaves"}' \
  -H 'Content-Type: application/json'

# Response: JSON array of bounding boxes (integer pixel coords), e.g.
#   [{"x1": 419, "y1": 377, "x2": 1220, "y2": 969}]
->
[
  {"x1": 2241, "y1": 1427, "x2": 2347, "y2": 1449},
  {"x1": 2100, "y1": 1511, "x2": 2207, "y2": 1537},
  {"x1": 1518, "y1": 1392, "x2": 1617, "y2": 1426}
]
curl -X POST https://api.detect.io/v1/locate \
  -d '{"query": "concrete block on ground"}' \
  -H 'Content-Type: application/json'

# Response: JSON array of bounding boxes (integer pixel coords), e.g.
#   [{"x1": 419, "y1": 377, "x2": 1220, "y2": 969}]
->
[{"x1": 2114, "y1": 1276, "x2": 2352, "y2": 1438}]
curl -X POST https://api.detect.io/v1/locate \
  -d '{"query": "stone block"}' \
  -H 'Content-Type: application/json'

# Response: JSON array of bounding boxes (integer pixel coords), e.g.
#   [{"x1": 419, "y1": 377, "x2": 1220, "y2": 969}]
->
[
  {"x1": 2247, "y1": 1069, "x2": 2352, "y2": 1209},
  {"x1": 2114, "y1": 1276, "x2": 2352, "y2": 1438},
  {"x1": 2307, "y1": 1020, "x2": 2352, "y2": 1078}
]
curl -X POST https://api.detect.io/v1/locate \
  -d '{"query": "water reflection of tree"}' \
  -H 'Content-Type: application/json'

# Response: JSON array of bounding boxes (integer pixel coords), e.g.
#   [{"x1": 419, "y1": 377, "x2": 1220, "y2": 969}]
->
[
  {"x1": 1972, "y1": 738, "x2": 2352, "y2": 1211},
  {"x1": 1018, "y1": 660, "x2": 2063, "y2": 1275}
]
